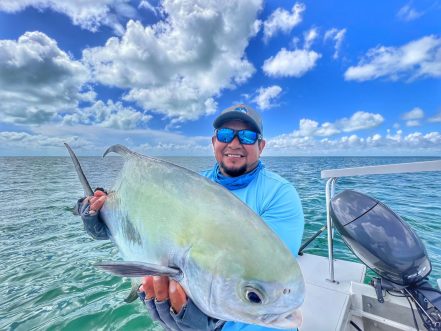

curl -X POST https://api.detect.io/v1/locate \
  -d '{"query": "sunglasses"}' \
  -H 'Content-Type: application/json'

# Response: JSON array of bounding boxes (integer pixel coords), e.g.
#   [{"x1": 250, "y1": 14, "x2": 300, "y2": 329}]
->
[{"x1": 215, "y1": 128, "x2": 262, "y2": 145}]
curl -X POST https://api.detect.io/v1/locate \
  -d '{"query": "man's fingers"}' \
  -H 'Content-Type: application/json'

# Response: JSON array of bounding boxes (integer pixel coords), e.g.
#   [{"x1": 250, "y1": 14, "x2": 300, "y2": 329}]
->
[
  {"x1": 90, "y1": 196, "x2": 107, "y2": 212},
  {"x1": 153, "y1": 276, "x2": 169, "y2": 302},
  {"x1": 169, "y1": 280, "x2": 187, "y2": 314},
  {"x1": 141, "y1": 276, "x2": 155, "y2": 299},
  {"x1": 94, "y1": 190, "x2": 106, "y2": 198}
]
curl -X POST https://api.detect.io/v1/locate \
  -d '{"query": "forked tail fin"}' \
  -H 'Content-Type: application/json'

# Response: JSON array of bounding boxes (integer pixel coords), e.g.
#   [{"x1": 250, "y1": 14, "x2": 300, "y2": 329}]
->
[{"x1": 64, "y1": 143, "x2": 94, "y2": 196}]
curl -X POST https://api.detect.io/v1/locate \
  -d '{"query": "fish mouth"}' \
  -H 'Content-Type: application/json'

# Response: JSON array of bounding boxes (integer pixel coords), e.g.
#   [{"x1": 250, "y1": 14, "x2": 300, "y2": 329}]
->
[{"x1": 260, "y1": 309, "x2": 303, "y2": 329}]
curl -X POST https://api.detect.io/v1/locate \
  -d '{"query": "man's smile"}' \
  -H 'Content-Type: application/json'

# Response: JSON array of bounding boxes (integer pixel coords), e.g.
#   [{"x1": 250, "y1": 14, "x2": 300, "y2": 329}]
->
[{"x1": 225, "y1": 153, "x2": 244, "y2": 158}]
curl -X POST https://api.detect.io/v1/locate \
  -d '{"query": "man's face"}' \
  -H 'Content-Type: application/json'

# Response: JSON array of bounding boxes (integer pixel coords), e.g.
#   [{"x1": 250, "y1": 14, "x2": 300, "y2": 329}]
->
[{"x1": 212, "y1": 120, "x2": 265, "y2": 177}]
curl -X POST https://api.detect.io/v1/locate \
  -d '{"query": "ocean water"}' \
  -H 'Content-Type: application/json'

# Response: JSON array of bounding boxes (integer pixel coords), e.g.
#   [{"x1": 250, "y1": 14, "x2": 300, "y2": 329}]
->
[{"x1": 1, "y1": 155, "x2": 440, "y2": 330}]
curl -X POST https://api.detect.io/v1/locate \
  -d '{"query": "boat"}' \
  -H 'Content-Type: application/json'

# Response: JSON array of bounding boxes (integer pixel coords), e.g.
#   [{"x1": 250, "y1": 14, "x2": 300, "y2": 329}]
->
[{"x1": 297, "y1": 160, "x2": 441, "y2": 331}]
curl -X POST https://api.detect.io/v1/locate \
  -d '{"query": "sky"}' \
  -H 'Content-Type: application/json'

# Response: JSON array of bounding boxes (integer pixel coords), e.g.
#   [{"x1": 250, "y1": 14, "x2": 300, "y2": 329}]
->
[{"x1": 0, "y1": 0, "x2": 440, "y2": 156}]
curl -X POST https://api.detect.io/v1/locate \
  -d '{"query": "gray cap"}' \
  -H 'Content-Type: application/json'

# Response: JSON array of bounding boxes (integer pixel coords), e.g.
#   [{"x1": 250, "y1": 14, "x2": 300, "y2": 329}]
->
[{"x1": 213, "y1": 104, "x2": 263, "y2": 134}]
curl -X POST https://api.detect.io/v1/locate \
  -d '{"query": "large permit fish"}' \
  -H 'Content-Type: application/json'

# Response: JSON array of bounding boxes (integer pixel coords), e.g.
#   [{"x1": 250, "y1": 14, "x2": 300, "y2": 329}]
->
[{"x1": 66, "y1": 144, "x2": 305, "y2": 329}]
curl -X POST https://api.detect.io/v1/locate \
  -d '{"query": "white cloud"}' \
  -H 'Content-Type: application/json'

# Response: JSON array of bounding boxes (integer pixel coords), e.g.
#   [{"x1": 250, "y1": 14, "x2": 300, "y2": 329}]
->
[
  {"x1": 0, "y1": 0, "x2": 139, "y2": 34},
  {"x1": 0, "y1": 131, "x2": 91, "y2": 150},
  {"x1": 402, "y1": 107, "x2": 424, "y2": 126},
  {"x1": 397, "y1": 4, "x2": 424, "y2": 21},
  {"x1": 0, "y1": 31, "x2": 92, "y2": 125},
  {"x1": 337, "y1": 111, "x2": 384, "y2": 132},
  {"x1": 138, "y1": 1, "x2": 157, "y2": 15},
  {"x1": 344, "y1": 35, "x2": 441, "y2": 81},
  {"x1": 324, "y1": 28, "x2": 346, "y2": 59},
  {"x1": 263, "y1": 3, "x2": 305, "y2": 41},
  {"x1": 83, "y1": 0, "x2": 262, "y2": 122},
  {"x1": 402, "y1": 107, "x2": 424, "y2": 127},
  {"x1": 60, "y1": 100, "x2": 152, "y2": 129},
  {"x1": 402, "y1": 107, "x2": 424, "y2": 120},
  {"x1": 406, "y1": 120, "x2": 420, "y2": 127},
  {"x1": 277, "y1": 111, "x2": 384, "y2": 141},
  {"x1": 297, "y1": 119, "x2": 339, "y2": 137},
  {"x1": 253, "y1": 85, "x2": 282, "y2": 110},
  {"x1": 27, "y1": 123, "x2": 214, "y2": 156},
  {"x1": 304, "y1": 28, "x2": 318, "y2": 50},
  {"x1": 429, "y1": 112, "x2": 441, "y2": 123},
  {"x1": 266, "y1": 130, "x2": 441, "y2": 155},
  {"x1": 262, "y1": 48, "x2": 321, "y2": 77}
]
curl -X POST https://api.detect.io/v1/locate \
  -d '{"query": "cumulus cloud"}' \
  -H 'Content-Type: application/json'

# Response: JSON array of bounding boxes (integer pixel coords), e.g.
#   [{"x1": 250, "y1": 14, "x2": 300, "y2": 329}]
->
[
  {"x1": 0, "y1": 0, "x2": 139, "y2": 34},
  {"x1": 266, "y1": 129, "x2": 441, "y2": 155},
  {"x1": 429, "y1": 112, "x2": 441, "y2": 123},
  {"x1": 294, "y1": 119, "x2": 338, "y2": 137},
  {"x1": 402, "y1": 107, "x2": 424, "y2": 120},
  {"x1": 83, "y1": 0, "x2": 262, "y2": 123},
  {"x1": 344, "y1": 35, "x2": 441, "y2": 81},
  {"x1": 262, "y1": 48, "x2": 321, "y2": 77},
  {"x1": 263, "y1": 3, "x2": 305, "y2": 41},
  {"x1": 397, "y1": 4, "x2": 424, "y2": 21},
  {"x1": 24, "y1": 123, "x2": 214, "y2": 156},
  {"x1": 0, "y1": 31, "x2": 92, "y2": 125},
  {"x1": 324, "y1": 28, "x2": 346, "y2": 59},
  {"x1": 402, "y1": 107, "x2": 424, "y2": 127},
  {"x1": 60, "y1": 100, "x2": 152, "y2": 129},
  {"x1": 253, "y1": 85, "x2": 282, "y2": 110},
  {"x1": 275, "y1": 111, "x2": 384, "y2": 142},
  {"x1": 337, "y1": 111, "x2": 384, "y2": 132},
  {"x1": 0, "y1": 131, "x2": 90, "y2": 150}
]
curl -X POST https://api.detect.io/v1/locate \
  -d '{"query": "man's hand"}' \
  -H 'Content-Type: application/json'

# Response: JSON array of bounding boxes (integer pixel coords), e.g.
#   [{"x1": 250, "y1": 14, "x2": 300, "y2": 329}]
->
[
  {"x1": 75, "y1": 189, "x2": 110, "y2": 240},
  {"x1": 140, "y1": 276, "x2": 188, "y2": 314},
  {"x1": 88, "y1": 189, "x2": 107, "y2": 214}
]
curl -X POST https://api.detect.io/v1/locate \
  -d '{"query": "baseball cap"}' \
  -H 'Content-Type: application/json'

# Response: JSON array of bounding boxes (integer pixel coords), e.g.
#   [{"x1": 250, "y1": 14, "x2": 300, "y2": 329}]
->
[{"x1": 213, "y1": 104, "x2": 263, "y2": 134}]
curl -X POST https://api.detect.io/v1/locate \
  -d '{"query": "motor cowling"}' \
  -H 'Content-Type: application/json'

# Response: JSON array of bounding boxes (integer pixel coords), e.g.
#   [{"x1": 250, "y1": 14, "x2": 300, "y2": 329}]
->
[{"x1": 330, "y1": 189, "x2": 431, "y2": 286}]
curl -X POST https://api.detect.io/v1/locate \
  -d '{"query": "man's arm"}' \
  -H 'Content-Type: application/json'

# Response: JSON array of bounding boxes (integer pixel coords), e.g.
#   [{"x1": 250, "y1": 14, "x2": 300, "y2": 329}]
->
[{"x1": 261, "y1": 183, "x2": 305, "y2": 256}]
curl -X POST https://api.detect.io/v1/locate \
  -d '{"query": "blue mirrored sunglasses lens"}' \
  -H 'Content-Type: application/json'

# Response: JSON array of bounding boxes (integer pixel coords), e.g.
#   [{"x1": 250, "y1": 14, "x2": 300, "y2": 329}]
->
[
  {"x1": 217, "y1": 128, "x2": 235, "y2": 143},
  {"x1": 238, "y1": 130, "x2": 258, "y2": 144}
]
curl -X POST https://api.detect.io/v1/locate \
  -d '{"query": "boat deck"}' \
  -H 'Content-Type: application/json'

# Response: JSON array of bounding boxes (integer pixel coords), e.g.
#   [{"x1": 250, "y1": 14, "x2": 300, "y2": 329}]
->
[{"x1": 297, "y1": 253, "x2": 366, "y2": 331}]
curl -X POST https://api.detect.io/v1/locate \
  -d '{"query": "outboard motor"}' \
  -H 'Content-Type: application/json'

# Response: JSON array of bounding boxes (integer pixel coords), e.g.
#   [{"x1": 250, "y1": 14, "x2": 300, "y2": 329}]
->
[{"x1": 330, "y1": 190, "x2": 441, "y2": 331}]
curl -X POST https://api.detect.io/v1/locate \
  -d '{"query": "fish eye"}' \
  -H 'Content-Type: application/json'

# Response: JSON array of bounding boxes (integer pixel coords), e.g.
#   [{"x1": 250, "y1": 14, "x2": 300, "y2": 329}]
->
[{"x1": 244, "y1": 286, "x2": 264, "y2": 304}]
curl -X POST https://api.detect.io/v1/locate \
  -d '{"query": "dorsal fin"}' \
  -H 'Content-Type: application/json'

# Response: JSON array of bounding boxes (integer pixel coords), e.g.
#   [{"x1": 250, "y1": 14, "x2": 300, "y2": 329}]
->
[
  {"x1": 64, "y1": 143, "x2": 94, "y2": 196},
  {"x1": 103, "y1": 144, "x2": 142, "y2": 159}
]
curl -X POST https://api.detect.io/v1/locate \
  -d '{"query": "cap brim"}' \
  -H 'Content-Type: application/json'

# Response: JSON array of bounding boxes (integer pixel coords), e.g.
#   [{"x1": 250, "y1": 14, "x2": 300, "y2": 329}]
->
[{"x1": 213, "y1": 112, "x2": 261, "y2": 133}]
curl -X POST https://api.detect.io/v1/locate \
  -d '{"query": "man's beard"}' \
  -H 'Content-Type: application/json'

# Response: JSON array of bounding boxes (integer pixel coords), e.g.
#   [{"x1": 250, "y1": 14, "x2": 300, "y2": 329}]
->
[{"x1": 220, "y1": 162, "x2": 247, "y2": 177}]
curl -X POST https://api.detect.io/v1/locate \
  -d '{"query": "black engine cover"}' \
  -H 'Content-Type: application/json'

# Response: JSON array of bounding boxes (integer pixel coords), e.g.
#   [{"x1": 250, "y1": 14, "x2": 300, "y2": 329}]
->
[{"x1": 330, "y1": 190, "x2": 431, "y2": 286}]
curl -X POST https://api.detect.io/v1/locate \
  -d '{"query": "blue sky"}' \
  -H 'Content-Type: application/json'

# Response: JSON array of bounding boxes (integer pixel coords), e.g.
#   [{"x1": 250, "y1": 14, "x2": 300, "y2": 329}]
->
[{"x1": 0, "y1": 0, "x2": 440, "y2": 156}]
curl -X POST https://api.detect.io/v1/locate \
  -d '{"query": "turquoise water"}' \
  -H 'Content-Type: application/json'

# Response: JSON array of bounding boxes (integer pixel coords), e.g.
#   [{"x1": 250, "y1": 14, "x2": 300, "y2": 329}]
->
[{"x1": 1, "y1": 155, "x2": 440, "y2": 330}]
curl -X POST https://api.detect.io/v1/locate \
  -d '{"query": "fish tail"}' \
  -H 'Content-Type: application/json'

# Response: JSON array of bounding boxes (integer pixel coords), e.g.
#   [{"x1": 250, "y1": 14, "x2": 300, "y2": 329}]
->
[{"x1": 64, "y1": 143, "x2": 94, "y2": 196}]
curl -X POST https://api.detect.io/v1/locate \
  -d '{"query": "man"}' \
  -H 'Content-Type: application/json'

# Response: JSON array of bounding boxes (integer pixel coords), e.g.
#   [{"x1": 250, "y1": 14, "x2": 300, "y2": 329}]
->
[{"x1": 77, "y1": 104, "x2": 304, "y2": 331}]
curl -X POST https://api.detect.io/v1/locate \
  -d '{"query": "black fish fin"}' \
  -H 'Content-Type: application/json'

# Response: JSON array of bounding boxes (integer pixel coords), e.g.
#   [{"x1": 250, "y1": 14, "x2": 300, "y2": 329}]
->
[
  {"x1": 124, "y1": 280, "x2": 141, "y2": 303},
  {"x1": 103, "y1": 144, "x2": 134, "y2": 158},
  {"x1": 96, "y1": 261, "x2": 181, "y2": 278},
  {"x1": 64, "y1": 143, "x2": 94, "y2": 196}
]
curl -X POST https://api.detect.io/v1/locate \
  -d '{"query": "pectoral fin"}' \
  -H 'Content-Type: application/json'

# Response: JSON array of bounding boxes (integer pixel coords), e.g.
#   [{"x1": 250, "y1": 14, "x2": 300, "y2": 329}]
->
[{"x1": 96, "y1": 261, "x2": 181, "y2": 278}]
